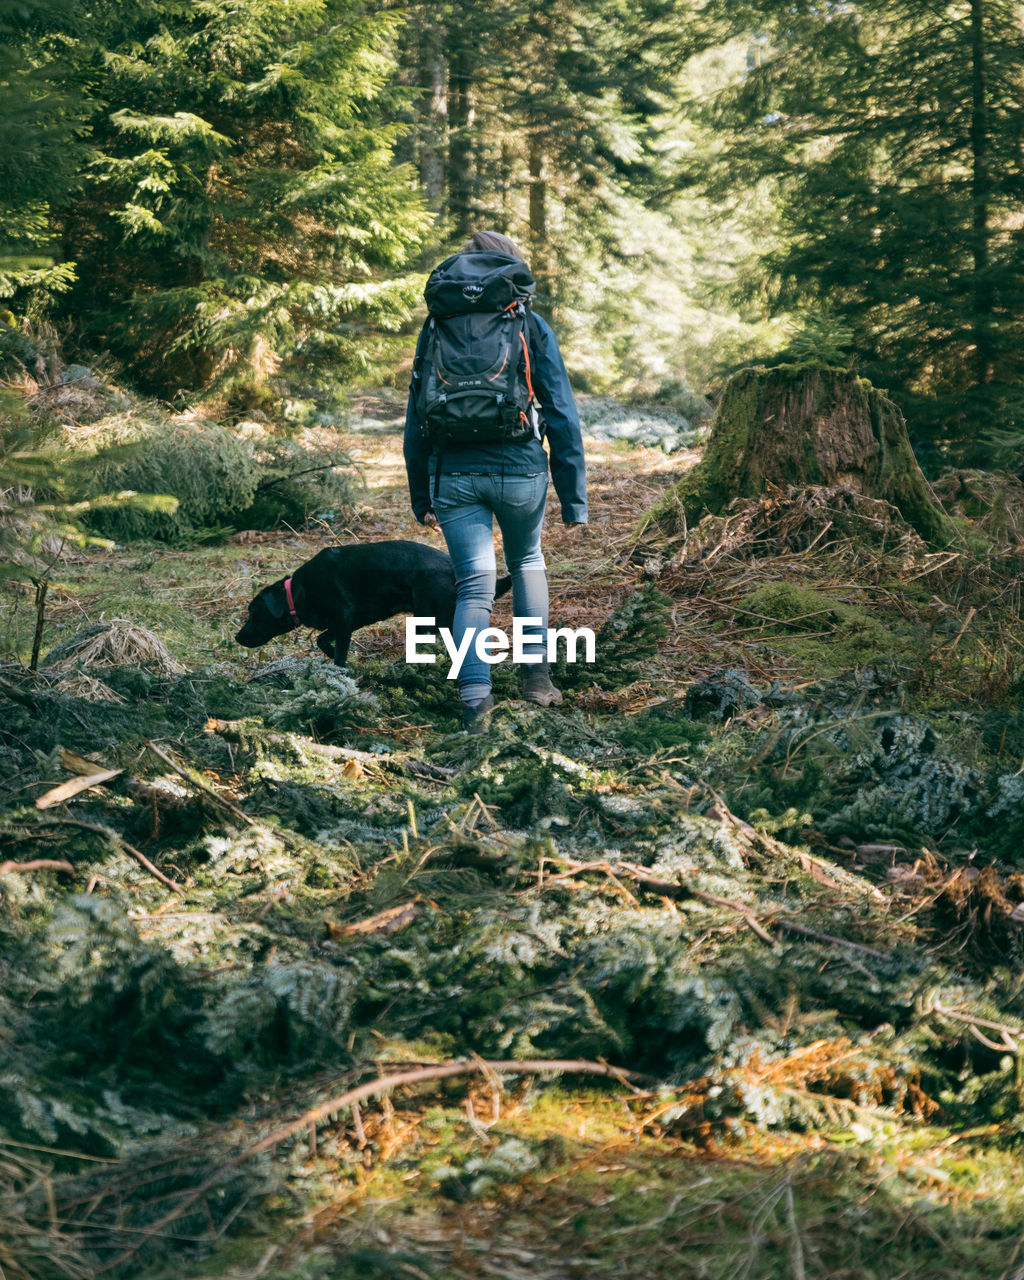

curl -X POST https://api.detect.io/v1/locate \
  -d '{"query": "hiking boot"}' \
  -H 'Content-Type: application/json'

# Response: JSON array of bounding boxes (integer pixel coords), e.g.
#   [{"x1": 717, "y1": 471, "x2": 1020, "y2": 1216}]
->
[
  {"x1": 461, "y1": 693, "x2": 494, "y2": 734},
  {"x1": 522, "y1": 665, "x2": 563, "y2": 707}
]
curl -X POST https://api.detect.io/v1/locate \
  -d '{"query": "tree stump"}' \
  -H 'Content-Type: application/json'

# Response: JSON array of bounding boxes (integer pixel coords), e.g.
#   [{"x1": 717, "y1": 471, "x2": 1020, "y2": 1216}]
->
[{"x1": 643, "y1": 365, "x2": 957, "y2": 545}]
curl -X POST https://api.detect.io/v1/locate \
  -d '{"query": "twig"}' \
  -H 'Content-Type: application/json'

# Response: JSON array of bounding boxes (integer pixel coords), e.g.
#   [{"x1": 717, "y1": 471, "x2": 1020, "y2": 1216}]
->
[
  {"x1": 547, "y1": 856, "x2": 893, "y2": 959},
  {"x1": 931, "y1": 1002, "x2": 1022, "y2": 1052},
  {"x1": 97, "y1": 1057, "x2": 653, "y2": 1273},
  {"x1": 0, "y1": 674, "x2": 41, "y2": 709},
  {"x1": 32, "y1": 816, "x2": 184, "y2": 894},
  {"x1": 942, "y1": 605, "x2": 977, "y2": 654},
  {"x1": 551, "y1": 856, "x2": 775, "y2": 945},
  {"x1": 29, "y1": 575, "x2": 49, "y2": 672},
  {"x1": 147, "y1": 741, "x2": 252, "y2": 826},
  {"x1": 769, "y1": 918, "x2": 893, "y2": 962},
  {"x1": 253, "y1": 461, "x2": 349, "y2": 492},
  {"x1": 785, "y1": 1176, "x2": 808, "y2": 1280},
  {"x1": 0, "y1": 858, "x2": 75, "y2": 876}
]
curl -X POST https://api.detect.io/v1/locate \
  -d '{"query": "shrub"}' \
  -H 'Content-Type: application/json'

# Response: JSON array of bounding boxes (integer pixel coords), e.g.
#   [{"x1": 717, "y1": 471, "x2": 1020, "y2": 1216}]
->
[
  {"x1": 235, "y1": 437, "x2": 357, "y2": 531},
  {"x1": 78, "y1": 420, "x2": 258, "y2": 540}
]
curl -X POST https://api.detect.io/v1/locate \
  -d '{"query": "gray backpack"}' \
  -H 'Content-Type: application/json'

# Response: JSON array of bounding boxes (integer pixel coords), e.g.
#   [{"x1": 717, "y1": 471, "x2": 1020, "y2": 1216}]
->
[{"x1": 413, "y1": 252, "x2": 542, "y2": 496}]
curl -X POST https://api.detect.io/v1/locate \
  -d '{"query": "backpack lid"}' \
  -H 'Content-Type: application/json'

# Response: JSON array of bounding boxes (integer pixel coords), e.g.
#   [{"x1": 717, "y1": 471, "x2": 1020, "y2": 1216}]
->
[{"x1": 424, "y1": 251, "x2": 536, "y2": 317}]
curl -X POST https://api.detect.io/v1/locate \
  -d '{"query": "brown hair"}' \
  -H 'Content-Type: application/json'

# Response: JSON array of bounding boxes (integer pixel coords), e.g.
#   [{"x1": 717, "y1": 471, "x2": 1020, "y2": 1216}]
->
[{"x1": 459, "y1": 230, "x2": 528, "y2": 263}]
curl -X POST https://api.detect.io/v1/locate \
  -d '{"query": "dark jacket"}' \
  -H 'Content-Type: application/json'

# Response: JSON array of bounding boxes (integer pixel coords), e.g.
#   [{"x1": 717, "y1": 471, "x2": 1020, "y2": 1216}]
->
[{"x1": 403, "y1": 311, "x2": 588, "y2": 525}]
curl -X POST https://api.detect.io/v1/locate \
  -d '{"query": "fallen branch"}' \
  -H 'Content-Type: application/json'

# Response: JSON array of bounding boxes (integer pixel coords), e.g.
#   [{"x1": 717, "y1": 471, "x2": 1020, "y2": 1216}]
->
[
  {"x1": 60, "y1": 747, "x2": 191, "y2": 811},
  {"x1": 0, "y1": 674, "x2": 42, "y2": 709},
  {"x1": 768, "y1": 917, "x2": 893, "y2": 962},
  {"x1": 0, "y1": 858, "x2": 75, "y2": 876},
  {"x1": 930, "y1": 1002, "x2": 1023, "y2": 1054},
  {"x1": 147, "y1": 740, "x2": 252, "y2": 826},
  {"x1": 547, "y1": 857, "x2": 894, "y2": 960},
  {"x1": 36, "y1": 767, "x2": 124, "y2": 810},
  {"x1": 98, "y1": 1057, "x2": 652, "y2": 1273},
  {"x1": 204, "y1": 718, "x2": 455, "y2": 782},
  {"x1": 32, "y1": 816, "x2": 184, "y2": 894},
  {"x1": 551, "y1": 856, "x2": 775, "y2": 945}
]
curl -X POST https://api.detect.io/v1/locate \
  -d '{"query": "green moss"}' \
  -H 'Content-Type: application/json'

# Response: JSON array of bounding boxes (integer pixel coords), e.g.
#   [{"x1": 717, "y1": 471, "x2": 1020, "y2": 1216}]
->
[{"x1": 735, "y1": 580, "x2": 914, "y2": 675}]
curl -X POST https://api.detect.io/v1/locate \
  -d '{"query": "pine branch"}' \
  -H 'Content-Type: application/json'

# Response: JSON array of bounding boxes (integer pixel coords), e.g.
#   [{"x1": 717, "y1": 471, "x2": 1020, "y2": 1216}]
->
[{"x1": 204, "y1": 718, "x2": 456, "y2": 782}]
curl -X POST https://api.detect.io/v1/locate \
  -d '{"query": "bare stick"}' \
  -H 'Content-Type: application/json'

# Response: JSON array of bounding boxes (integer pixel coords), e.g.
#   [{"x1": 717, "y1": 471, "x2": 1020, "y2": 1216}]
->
[
  {"x1": 931, "y1": 1002, "x2": 1022, "y2": 1052},
  {"x1": 769, "y1": 918, "x2": 893, "y2": 962},
  {"x1": 147, "y1": 741, "x2": 252, "y2": 826},
  {"x1": 29, "y1": 575, "x2": 49, "y2": 672},
  {"x1": 0, "y1": 675, "x2": 41, "y2": 709},
  {"x1": 0, "y1": 859, "x2": 75, "y2": 876}
]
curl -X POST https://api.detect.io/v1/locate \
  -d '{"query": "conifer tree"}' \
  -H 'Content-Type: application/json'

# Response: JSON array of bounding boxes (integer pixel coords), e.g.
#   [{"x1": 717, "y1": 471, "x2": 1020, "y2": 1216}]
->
[
  {"x1": 0, "y1": 0, "x2": 82, "y2": 308},
  {"x1": 393, "y1": 0, "x2": 691, "y2": 302},
  {"x1": 700, "y1": 0, "x2": 1024, "y2": 463},
  {"x1": 43, "y1": 0, "x2": 429, "y2": 395}
]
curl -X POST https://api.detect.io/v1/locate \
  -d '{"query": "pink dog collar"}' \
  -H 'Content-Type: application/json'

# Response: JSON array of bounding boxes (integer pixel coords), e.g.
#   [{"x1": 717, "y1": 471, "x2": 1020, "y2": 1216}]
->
[{"x1": 283, "y1": 577, "x2": 299, "y2": 621}]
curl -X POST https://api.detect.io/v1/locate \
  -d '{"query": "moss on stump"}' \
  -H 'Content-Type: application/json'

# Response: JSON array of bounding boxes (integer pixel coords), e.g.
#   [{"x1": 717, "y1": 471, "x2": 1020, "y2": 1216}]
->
[{"x1": 643, "y1": 364, "x2": 957, "y2": 546}]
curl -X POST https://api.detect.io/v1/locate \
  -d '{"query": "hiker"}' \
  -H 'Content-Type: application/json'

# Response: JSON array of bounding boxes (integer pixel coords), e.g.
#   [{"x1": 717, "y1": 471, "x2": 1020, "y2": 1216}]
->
[{"x1": 404, "y1": 230, "x2": 588, "y2": 731}]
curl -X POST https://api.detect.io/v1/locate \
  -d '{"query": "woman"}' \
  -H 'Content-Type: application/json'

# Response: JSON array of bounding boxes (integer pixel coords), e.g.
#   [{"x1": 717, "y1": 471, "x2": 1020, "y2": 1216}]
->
[{"x1": 403, "y1": 230, "x2": 587, "y2": 731}]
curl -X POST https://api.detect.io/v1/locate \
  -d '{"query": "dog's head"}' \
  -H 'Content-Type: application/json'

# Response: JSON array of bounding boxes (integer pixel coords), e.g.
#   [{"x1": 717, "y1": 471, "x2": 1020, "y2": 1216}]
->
[{"x1": 235, "y1": 579, "x2": 297, "y2": 648}]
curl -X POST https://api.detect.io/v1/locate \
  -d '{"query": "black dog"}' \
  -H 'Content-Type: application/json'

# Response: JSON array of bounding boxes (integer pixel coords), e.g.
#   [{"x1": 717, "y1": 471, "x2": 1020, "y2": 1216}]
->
[{"x1": 236, "y1": 540, "x2": 511, "y2": 667}]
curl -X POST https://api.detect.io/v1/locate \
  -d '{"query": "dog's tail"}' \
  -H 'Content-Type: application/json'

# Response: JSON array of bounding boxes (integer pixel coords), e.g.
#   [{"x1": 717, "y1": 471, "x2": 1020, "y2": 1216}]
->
[{"x1": 496, "y1": 574, "x2": 512, "y2": 599}]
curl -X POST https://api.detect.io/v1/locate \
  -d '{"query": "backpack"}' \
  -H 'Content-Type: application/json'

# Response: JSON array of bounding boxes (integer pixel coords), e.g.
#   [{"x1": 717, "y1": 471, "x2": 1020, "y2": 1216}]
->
[{"x1": 413, "y1": 251, "x2": 542, "y2": 497}]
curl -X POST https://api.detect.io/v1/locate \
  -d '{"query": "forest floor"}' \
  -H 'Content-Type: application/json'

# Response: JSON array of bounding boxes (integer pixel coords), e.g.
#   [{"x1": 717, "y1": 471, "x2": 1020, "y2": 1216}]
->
[{"x1": 2, "y1": 391, "x2": 1024, "y2": 1279}]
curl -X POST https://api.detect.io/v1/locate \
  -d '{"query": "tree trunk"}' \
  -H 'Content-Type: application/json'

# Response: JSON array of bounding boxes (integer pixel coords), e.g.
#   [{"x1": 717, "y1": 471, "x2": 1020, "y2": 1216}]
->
[
  {"x1": 419, "y1": 30, "x2": 446, "y2": 205},
  {"x1": 448, "y1": 41, "x2": 476, "y2": 237},
  {"x1": 528, "y1": 135, "x2": 553, "y2": 304},
  {"x1": 969, "y1": 0, "x2": 993, "y2": 389},
  {"x1": 644, "y1": 365, "x2": 958, "y2": 546}
]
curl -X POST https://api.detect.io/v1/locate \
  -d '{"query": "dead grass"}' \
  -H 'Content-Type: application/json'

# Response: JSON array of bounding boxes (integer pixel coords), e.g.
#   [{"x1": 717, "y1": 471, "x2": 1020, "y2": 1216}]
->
[
  {"x1": 51, "y1": 672, "x2": 126, "y2": 703},
  {"x1": 44, "y1": 620, "x2": 187, "y2": 675}
]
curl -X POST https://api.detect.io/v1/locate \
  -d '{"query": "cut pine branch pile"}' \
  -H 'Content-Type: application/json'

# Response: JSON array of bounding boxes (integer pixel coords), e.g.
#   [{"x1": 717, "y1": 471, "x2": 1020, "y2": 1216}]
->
[
  {"x1": 4, "y1": 427, "x2": 1024, "y2": 1280},
  {"x1": 618, "y1": 484, "x2": 1024, "y2": 698}
]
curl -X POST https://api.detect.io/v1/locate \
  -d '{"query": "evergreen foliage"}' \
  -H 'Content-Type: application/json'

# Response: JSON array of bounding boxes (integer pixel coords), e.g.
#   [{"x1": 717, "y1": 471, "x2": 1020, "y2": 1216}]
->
[
  {"x1": 78, "y1": 420, "x2": 258, "y2": 540},
  {"x1": 0, "y1": 0, "x2": 83, "y2": 305},
  {"x1": 698, "y1": 0, "x2": 1024, "y2": 462},
  {"x1": 392, "y1": 0, "x2": 694, "y2": 295},
  {"x1": 10, "y1": 0, "x2": 429, "y2": 395},
  {"x1": 51, "y1": 416, "x2": 361, "y2": 541},
  {"x1": 237, "y1": 437, "x2": 357, "y2": 530}
]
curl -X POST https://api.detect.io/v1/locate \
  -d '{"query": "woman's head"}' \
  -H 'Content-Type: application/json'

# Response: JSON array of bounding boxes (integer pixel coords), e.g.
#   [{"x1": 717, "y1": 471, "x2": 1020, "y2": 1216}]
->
[{"x1": 460, "y1": 230, "x2": 527, "y2": 263}]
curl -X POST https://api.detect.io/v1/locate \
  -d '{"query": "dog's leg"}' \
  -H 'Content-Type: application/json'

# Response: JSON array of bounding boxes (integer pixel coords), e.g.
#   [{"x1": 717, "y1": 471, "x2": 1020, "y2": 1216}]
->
[
  {"x1": 316, "y1": 631, "x2": 334, "y2": 660},
  {"x1": 333, "y1": 628, "x2": 352, "y2": 668}
]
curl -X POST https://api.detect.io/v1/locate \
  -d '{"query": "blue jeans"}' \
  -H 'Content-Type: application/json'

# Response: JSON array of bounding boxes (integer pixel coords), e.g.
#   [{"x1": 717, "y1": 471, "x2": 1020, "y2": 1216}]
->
[{"x1": 434, "y1": 471, "x2": 549, "y2": 701}]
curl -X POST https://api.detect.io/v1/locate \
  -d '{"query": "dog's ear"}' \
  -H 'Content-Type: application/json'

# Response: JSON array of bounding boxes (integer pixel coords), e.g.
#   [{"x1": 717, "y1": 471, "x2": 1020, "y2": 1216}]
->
[{"x1": 260, "y1": 580, "x2": 289, "y2": 621}]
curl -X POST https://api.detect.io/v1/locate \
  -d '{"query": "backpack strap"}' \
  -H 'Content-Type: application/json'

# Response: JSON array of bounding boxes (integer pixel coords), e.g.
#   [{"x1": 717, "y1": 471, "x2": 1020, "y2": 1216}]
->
[
  {"x1": 524, "y1": 312, "x2": 546, "y2": 438},
  {"x1": 503, "y1": 310, "x2": 529, "y2": 434},
  {"x1": 410, "y1": 317, "x2": 432, "y2": 420},
  {"x1": 433, "y1": 431, "x2": 446, "y2": 504}
]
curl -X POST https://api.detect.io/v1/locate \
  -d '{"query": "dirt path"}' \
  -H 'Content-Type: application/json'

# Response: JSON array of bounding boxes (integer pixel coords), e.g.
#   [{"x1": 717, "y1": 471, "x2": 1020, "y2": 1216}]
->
[
  {"x1": 322, "y1": 393, "x2": 696, "y2": 674},
  {"x1": 25, "y1": 392, "x2": 698, "y2": 696}
]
